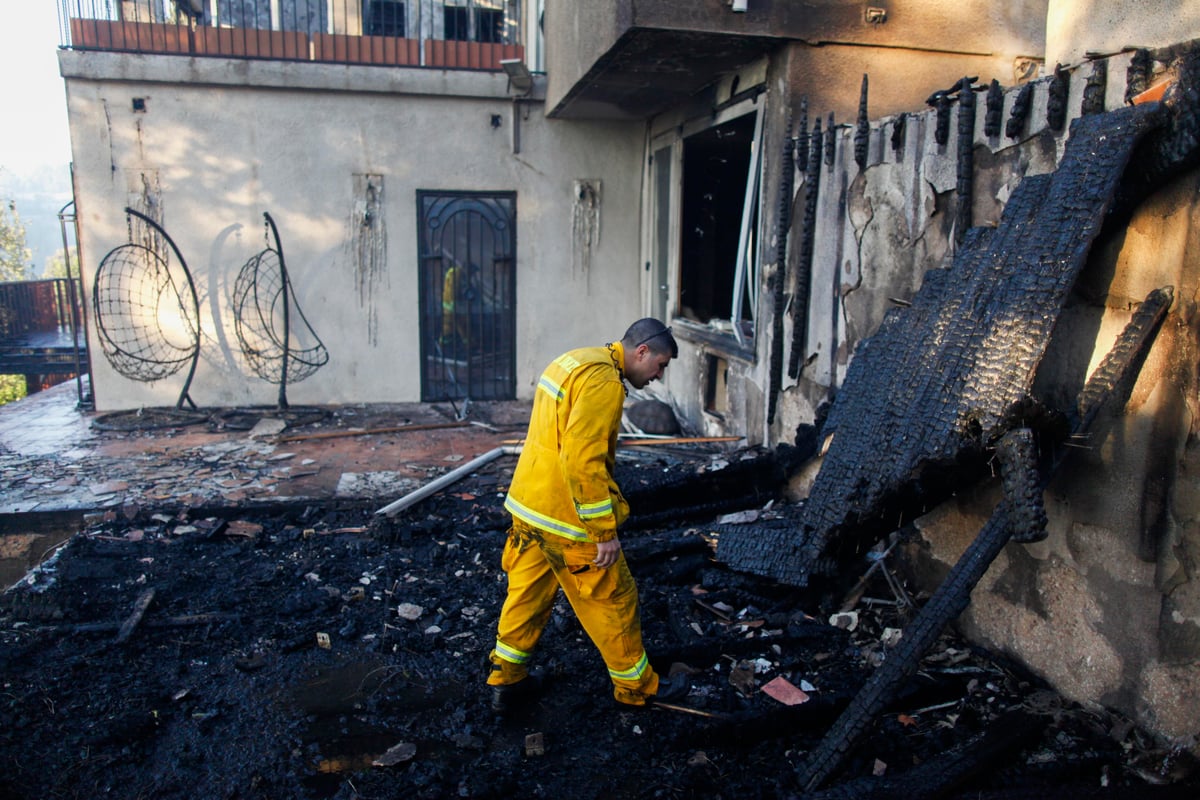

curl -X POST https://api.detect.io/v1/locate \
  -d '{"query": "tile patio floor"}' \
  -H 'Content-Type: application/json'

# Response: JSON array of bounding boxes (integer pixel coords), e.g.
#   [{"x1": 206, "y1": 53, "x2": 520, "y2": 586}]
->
[{"x1": 0, "y1": 381, "x2": 530, "y2": 585}]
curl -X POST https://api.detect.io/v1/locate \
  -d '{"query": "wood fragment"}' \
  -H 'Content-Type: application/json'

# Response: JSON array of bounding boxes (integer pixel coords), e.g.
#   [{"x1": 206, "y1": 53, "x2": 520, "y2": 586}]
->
[
  {"x1": 649, "y1": 700, "x2": 732, "y2": 720},
  {"x1": 34, "y1": 613, "x2": 240, "y2": 636},
  {"x1": 694, "y1": 598, "x2": 733, "y2": 621},
  {"x1": 275, "y1": 421, "x2": 469, "y2": 443},
  {"x1": 115, "y1": 588, "x2": 156, "y2": 644},
  {"x1": 620, "y1": 436, "x2": 744, "y2": 446}
]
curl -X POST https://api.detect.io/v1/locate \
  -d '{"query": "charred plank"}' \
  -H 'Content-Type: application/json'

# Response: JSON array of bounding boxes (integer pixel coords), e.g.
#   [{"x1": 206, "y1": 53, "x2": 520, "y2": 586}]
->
[
  {"x1": 794, "y1": 286, "x2": 1174, "y2": 792},
  {"x1": 719, "y1": 101, "x2": 1169, "y2": 588},
  {"x1": 802, "y1": 710, "x2": 1045, "y2": 800}
]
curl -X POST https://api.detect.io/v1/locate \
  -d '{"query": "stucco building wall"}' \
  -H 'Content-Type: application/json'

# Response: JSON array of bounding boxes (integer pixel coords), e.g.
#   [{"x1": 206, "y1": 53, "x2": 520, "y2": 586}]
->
[
  {"x1": 1047, "y1": 0, "x2": 1200, "y2": 67},
  {"x1": 61, "y1": 52, "x2": 645, "y2": 409}
]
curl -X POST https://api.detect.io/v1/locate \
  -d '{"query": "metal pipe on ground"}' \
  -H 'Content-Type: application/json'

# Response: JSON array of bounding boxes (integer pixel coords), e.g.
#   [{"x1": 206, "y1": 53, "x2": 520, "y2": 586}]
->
[{"x1": 374, "y1": 445, "x2": 522, "y2": 517}]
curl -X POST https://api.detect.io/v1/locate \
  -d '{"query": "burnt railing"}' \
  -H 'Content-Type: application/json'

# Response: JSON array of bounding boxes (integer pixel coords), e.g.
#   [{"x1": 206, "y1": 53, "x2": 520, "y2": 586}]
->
[
  {"x1": 59, "y1": 0, "x2": 524, "y2": 70},
  {"x1": 0, "y1": 278, "x2": 88, "y2": 379}
]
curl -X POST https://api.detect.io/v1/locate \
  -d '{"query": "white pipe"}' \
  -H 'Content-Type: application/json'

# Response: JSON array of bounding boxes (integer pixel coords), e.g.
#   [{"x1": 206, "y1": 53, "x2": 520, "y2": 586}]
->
[{"x1": 374, "y1": 445, "x2": 522, "y2": 517}]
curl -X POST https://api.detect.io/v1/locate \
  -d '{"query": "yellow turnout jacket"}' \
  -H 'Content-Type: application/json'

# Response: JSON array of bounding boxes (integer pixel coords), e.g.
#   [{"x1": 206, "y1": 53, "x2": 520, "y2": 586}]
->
[{"x1": 504, "y1": 343, "x2": 630, "y2": 543}]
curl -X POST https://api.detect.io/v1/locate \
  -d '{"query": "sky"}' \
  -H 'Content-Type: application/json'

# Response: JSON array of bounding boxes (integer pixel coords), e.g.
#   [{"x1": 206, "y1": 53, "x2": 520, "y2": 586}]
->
[
  {"x1": 0, "y1": 2, "x2": 72, "y2": 175},
  {"x1": 0, "y1": 2, "x2": 74, "y2": 270}
]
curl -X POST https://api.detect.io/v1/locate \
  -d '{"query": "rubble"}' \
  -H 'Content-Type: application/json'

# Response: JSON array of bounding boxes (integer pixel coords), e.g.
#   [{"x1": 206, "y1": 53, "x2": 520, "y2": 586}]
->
[{"x1": 1, "y1": 457, "x2": 1196, "y2": 798}]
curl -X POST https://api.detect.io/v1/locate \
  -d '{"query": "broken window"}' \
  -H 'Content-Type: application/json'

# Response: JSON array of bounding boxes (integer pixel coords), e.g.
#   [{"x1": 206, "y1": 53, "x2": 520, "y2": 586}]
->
[
  {"x1": 364, "y1": 0, "x2": 405, "y2": 37},
  {"x1": 705, "y1": 355, "x2": 729, "y2": 417},
  {"x1": 678, "y1": 109, "x2": 760, "y2": 343}
]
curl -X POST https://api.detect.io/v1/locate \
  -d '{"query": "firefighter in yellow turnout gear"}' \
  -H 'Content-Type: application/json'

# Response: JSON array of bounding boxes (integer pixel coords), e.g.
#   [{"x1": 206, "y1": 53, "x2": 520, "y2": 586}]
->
[{"x1": 488, "y1": 319, "x2": 688, "y2": 712}]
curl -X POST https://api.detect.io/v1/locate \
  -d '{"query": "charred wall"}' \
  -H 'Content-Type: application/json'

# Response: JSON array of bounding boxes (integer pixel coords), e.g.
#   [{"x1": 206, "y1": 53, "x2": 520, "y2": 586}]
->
[
  {"x1": 911, "y1": 167, "x2": 1200, "y2": 744},
  {"x1": 753, "y1": 46, "x2": 1200, "y2": 748}
]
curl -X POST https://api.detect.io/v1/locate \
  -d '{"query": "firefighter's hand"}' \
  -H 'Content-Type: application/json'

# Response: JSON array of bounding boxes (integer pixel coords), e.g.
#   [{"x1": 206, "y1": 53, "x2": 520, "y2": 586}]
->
[{"x1": 594, "y1": 538, "x2": 622, "y2": 569}]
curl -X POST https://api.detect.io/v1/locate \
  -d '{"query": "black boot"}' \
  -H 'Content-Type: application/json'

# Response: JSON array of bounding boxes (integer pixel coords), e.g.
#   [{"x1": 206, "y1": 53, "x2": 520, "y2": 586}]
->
[
  {"x1": 651, "y1": 671, "x2": 690, "y2": 703},
  {"x1": 491, "y1": 668, "x2": 545, "y2": 715}
]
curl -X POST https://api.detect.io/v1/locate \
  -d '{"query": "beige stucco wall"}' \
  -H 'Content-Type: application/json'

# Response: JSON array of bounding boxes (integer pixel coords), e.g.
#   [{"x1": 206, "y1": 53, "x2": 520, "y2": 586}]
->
[
  {"x1": 544, "y1": 0, "x2": 1049, "y2": 117},
  {"x1": 61, "y1": 52, "x2": 645, "y2": 410},
  {"x1": 1046, "y1": 0, "x2": 1200, "y2": 67}
]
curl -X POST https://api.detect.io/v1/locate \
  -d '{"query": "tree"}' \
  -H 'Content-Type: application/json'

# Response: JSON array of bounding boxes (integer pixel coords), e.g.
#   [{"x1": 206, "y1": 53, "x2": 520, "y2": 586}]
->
[
  {"x1": 1, "y1": 200, "x2": 32, "y2": 405},
  {"x1": 1, "y1": 200, "x2": 32, "y2": 281},
  {"x1": 42, "y1": 248, "x2": 71, "y2": 279}
]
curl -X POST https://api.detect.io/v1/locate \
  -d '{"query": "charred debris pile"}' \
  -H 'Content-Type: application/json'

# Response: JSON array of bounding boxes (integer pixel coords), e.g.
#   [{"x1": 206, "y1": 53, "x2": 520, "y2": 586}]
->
[{"x1": 2, "y1": 448, "x2": 1194, "y2": 800}]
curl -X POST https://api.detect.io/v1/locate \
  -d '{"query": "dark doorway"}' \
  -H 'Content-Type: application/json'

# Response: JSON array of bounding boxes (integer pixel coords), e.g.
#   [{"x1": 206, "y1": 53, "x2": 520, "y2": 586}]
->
[
  {"x1": 679, "y1": 112, "x2": 757, "y2": 324},
  {"x1": 417, "y1": 192, "x2": 516, "y2": 402}
]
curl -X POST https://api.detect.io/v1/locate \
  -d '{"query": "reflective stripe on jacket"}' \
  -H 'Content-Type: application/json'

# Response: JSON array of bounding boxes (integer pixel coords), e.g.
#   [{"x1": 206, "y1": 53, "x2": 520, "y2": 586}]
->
[{"x1": 504, "y1": 343, "x2": 629, "y2": 543}]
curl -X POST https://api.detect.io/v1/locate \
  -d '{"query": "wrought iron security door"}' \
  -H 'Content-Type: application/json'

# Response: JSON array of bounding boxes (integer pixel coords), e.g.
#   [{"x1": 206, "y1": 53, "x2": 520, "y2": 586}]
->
[{"x1": 418, "y1": 191, "x2": 516, "y2": 402}]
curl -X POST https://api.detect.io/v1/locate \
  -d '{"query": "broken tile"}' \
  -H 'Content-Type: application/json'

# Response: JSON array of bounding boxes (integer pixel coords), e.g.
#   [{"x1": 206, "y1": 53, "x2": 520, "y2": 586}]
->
[
  {"x1": 729, "y1": 661, "x2": 757, "y2": 694},
  {"x1": 761, "y1": 676, "x2": 810, "y2": 706},
  {"x1": 225, "y1": 520, "x2": 263, "y2": 538}
]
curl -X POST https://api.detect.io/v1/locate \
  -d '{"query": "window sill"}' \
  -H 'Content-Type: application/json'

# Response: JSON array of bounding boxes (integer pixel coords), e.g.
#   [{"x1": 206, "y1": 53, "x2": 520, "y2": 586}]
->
[{"x1": 671, "y1": 318, "x2": 756, "y2": 362}]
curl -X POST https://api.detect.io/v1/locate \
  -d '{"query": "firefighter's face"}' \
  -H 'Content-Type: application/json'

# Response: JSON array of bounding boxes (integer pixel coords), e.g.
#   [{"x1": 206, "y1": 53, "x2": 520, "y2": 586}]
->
[{"x1": 626, "y1": 345, "x2": 671, "y2": 389}]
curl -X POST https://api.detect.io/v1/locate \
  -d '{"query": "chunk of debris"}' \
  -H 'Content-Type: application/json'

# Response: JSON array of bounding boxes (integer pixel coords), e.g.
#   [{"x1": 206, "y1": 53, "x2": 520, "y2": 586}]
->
[
  {"x1": 525, "y1": 732, "x2": 545, "y2": 757},
  {"x1": 395, "y1": 602, "x2": 424, "y2": 621},
  {"x1": 625, "y1": 399, "x2": 680, "y2": 435},
  {"x1": 829, "y1": 611, "x2": 858, "y2": 631},
  {"x1": 247, "y1": 418, "x2": 286, "y2": 440},
  {"x1": 716, "y1": 509, "x2": 759, "y2": 525},
  {"x1": 373, "y1": 741, "x2": 417, "y2": 767}
]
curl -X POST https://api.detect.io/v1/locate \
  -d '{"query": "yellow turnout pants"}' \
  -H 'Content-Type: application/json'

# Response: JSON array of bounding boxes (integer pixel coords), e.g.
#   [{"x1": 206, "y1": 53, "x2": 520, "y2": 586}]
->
[{"x1": 489, "y1": 519, "x2": 661, "y2": 705}]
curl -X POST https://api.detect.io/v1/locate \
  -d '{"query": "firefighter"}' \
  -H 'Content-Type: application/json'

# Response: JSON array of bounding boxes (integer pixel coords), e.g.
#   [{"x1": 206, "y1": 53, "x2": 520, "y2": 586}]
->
[
  {"x1": 439, "y1": 260, "x2": 475, "y2": 355},
  {"x1": 487, "y1": 318, "x2": 690, "y2": 713}
]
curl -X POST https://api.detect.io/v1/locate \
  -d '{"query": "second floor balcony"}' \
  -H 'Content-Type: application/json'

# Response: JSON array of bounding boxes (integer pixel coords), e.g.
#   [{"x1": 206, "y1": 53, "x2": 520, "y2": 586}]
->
[{"x1": 59, "y1": 0, "x2": 528, "y2": 71}]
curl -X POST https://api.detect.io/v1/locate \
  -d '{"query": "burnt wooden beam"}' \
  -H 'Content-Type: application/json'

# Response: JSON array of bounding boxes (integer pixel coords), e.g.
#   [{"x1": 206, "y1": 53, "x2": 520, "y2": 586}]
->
[
  {"x1": 794, "y1": 286, "x2": 1173, "y2": 792},
  {"x1": 115, "y1": 587, "x2": 156, "y2": 644},
  {"x1": 803, "y1": 709, "x2": 1045, "y2": 799}
]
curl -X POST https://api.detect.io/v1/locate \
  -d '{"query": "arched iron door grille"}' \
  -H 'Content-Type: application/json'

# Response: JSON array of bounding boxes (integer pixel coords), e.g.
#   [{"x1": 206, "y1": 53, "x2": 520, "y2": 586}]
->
[{"x1": 417, "y1": 191, "x2": 516, "y2": 402}]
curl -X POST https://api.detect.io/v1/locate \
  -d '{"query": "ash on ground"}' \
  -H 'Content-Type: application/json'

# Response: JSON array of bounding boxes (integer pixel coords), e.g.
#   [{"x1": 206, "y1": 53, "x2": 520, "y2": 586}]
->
[{"x1": 1, "y1": 455, "x2": 1196, "y2": 800}]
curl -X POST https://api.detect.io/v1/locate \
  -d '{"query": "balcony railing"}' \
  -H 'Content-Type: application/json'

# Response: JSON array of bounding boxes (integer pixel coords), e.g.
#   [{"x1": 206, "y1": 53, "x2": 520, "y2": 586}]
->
[
  {"x1": 0, "y1": 279, "x2": 88, "y2": 380},
  {"x1": 58, "y1": 0, "x2": 524, "y2": 70}
]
